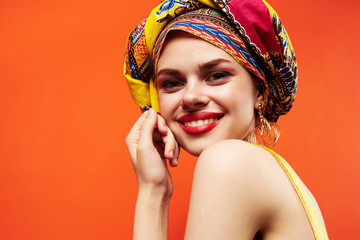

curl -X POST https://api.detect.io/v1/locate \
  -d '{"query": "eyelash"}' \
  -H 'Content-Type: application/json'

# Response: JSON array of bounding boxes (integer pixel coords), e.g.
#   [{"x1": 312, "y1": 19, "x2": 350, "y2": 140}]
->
[
  {"x1": 158, "y1": 71, "x2": 231, "y2": 91},
  {"x1": 206, "y1": 71, "x2": 230, "y2": 82},
  {"x1": 159, "y1": 79, "x2": 184, "y2": 90}
]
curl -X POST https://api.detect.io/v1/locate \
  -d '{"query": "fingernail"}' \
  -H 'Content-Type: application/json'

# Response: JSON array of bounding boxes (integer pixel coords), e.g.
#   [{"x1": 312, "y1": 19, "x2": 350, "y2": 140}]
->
[
  {"x1": 173, "y1": 158, "x2": 178, "y2": 166},
  {"x1": 147, "y1": 108, "x2": 155, "y2": 117}
]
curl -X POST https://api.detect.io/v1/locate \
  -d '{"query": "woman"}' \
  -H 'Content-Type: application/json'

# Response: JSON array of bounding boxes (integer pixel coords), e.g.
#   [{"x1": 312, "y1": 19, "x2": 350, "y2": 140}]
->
[{"x1": 124, "y1": 0, "x2": 328, "y2": 239}]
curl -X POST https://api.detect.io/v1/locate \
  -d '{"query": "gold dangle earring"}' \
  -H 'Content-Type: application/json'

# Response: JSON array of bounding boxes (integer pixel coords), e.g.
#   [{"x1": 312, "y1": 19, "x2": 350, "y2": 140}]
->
[{"x1": 247, "y1": 103, "x2": 280, "y2": 148}]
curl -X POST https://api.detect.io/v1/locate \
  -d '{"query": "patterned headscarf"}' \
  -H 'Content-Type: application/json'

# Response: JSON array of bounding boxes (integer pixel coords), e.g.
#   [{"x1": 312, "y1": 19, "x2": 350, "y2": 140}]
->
[{"x1": 124, "y1": 0, "x2": 297, "y2": 122}]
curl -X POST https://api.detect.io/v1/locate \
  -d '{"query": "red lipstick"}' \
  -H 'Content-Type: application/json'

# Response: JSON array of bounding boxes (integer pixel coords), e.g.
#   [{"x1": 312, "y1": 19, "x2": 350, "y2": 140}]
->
[{"x1": 177, "y1": 112, "x2": 223, "y2": 135}]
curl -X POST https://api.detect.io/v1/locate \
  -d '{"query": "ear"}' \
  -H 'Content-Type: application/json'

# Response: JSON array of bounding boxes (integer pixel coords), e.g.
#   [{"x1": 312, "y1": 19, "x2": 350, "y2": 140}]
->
[{"x1": 254, "y1": 91, "x2": 264, "y2": 109}]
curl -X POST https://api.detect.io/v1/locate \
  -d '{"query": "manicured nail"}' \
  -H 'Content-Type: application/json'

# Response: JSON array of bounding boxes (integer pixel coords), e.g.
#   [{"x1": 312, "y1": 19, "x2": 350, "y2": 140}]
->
[
  {"x1": 147, "y1": 108, "x2": 155, "y2": 117},
  {"x1": 173, "y1": 158, "x2": 178, "y2": 166}
]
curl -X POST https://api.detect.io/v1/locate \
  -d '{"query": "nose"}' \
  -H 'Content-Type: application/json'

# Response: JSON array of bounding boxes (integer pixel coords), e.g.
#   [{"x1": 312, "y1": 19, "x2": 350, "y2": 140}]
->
[{"x1": 181, "y1": 82, "x2": 210, "y2": 109}]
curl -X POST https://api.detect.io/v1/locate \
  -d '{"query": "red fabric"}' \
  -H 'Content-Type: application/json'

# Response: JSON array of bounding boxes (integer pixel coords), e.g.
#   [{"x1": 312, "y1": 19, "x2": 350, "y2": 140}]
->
[{"x1": 228, "y1": 0, "x2": 283, "y2": 61}]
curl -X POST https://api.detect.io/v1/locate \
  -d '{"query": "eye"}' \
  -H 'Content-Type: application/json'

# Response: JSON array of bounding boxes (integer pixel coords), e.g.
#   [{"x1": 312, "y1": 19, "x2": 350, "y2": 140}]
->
[
  {"x1": 206, "y1": 71, "x2": 231, "y2": 83},
  {"x1": 159, "y1": 79, "x2": 184, "y2": 91}
]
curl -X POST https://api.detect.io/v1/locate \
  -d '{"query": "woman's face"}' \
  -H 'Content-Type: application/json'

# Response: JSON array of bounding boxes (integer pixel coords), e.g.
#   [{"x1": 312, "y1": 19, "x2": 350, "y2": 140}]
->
[{"x1": 156, "y1": 31, "x2": 263, "y2": 156}]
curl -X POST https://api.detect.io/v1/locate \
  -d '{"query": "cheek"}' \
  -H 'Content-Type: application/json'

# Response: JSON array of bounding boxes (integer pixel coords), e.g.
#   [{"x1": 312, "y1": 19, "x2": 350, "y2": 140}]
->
[
  {"x1": 213, "y1": 84, "x2": 255, "y2": 109},
  {"x1": 158, "y1": 93, "x2": 179, "y2": 121}
]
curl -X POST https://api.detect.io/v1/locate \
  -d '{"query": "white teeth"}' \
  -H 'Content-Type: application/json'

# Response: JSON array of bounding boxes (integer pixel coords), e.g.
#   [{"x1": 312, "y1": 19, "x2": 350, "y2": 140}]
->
[{"x1": 184, "y1": 118, "x2": 218, "y2": 127}]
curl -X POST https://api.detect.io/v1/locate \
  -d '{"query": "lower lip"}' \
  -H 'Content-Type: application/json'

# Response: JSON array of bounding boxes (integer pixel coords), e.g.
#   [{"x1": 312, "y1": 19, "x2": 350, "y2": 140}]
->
[{"x1": 178, "y1": 119, "x2": 221, "y2": 135}]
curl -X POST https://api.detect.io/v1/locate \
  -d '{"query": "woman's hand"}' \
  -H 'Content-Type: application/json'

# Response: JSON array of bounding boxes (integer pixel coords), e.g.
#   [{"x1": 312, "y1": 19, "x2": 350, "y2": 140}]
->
[{"x1": 126, "y1": 108, "x2": 179, "y2": 198}]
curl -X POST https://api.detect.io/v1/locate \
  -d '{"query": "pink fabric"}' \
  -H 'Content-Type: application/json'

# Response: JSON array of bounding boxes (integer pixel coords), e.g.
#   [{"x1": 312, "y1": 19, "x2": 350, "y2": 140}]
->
[{"x1": 228, "y1": 0, "x2": 282, "y2": 61}]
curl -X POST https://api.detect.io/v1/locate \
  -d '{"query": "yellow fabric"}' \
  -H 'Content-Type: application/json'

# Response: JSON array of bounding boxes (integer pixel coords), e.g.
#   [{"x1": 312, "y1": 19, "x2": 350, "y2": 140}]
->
[
  {"x1": 124, "y1": 0, "x2": 298, "y2": 122},
  {"x1": 258, "y1": 145, "x2": 329, "y2": 240},
  {"x1": 124, "y1": 0, "x2": 219, "y2": 112}
]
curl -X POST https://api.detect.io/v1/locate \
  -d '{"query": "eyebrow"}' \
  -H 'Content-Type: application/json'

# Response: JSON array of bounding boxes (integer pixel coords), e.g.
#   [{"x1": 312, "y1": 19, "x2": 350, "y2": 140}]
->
[
  {"x1": 197, "y1": 58, "x2": 232, "y2": 71},
  {"x1": 156, "y1": 58, "x2": 232, "y2": 77},
  {"x1": 156, "y1": 69, "x2": 180, "y2": 77}
]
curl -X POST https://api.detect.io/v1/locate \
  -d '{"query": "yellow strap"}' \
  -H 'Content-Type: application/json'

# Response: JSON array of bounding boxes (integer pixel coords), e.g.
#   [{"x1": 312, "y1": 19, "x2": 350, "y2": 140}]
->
[{"x1": 257, "y1": 145, "x2": 329, "y2": 240}]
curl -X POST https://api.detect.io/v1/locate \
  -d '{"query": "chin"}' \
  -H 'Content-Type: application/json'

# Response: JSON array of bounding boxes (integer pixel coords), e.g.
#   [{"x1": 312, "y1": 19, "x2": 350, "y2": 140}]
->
[
  {"x1": 182, "y1": 146, "x2": 204, "y2": 157},
  {"x1": 179, "y1": 138, "x2": 219, "y2": 157}
]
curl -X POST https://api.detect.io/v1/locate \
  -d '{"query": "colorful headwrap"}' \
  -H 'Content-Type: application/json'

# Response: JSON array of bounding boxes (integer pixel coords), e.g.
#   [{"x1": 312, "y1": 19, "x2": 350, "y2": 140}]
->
[{"x1": 124, "y1": 0, "x2": 297, "y2": 122}]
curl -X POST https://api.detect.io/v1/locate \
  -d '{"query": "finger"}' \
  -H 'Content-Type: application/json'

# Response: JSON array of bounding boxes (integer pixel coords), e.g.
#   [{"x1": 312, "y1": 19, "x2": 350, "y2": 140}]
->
[
  {"x1": 127, "y1": 110, "x2": 148, "y2": 139},
  {"x1": 168, "y1": 127, "x2": 180, "y2": 167},
  {"x1": 126, "y1": 111, "x2": 148, "y2": 160},
  {"x1": 156, "y1": 114, "x2": 168, "y2": 135},
  {"x1": 137, "y1": 108, "x2": 158, "y2": 152},
  {"x1": 162, "y1": 126, "x2": 179, "y2": 167},
  {"x1": 157, "y1": 115, "x2": 179, "y2": 167},
  {"x1": 169, "y1": 140, "x2": 179, "y2": 167},
  {"x1": 172, "y1": 139, "x2": 180, "y2": 167},
  {"x1": 155, "y1": 114, "x2": 176, "y2": 161}
]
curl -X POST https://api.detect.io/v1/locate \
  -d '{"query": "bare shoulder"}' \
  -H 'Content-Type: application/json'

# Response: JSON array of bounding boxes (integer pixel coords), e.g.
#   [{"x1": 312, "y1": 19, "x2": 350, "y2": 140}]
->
[
  {"x1": 185, "y1": 140, "x2": 282, "y2": 239},
  {"x1": 185, "y1": 140, "x2": 316, "y2": 239},
  {"x1": 198, "y1": 139, "x2": 273, "y2": 166},
  {"x1": 195, "y1": 139, "x2": 279, "y2": 185}
]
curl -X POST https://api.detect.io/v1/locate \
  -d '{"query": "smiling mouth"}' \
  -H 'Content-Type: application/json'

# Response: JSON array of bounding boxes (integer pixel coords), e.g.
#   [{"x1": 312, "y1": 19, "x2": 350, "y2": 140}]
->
[
  {"x1": 180, "y1": 117, "x2": 222, "y2": 127},
  {"x1": 177, "y1": 113, "x2": 224, "y2": 135}
]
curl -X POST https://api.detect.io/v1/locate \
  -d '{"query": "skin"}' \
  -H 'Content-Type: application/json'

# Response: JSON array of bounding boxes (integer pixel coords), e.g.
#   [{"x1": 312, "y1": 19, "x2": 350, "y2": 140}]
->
[
  {"x1": 156, "y1": 32, "x2": 262, "y2": 157},
  {"x1": 126, "y1": 32, "x2": 319, "y2": 239}
]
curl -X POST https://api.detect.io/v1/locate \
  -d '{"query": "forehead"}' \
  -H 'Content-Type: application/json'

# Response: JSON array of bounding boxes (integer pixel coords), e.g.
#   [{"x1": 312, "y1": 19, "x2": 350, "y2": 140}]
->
[
  {"x1": 157, "y1": 31, "x2": 238, "y2": 69},
  {"x1": 156, "y1": 31, "x2": 263, "y2": 93}
]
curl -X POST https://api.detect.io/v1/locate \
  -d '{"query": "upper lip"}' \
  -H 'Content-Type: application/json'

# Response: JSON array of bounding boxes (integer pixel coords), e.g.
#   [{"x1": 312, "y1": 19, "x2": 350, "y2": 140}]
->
[{"x1": 177, "y1": 112, "x2": 224, "y2": 122}]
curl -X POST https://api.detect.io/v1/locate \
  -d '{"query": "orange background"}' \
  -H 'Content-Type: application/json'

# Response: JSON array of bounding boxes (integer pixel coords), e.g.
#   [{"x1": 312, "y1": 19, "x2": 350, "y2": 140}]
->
[{"x1": 1, "y1": 0, "x2": 359, "y2": 239}]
